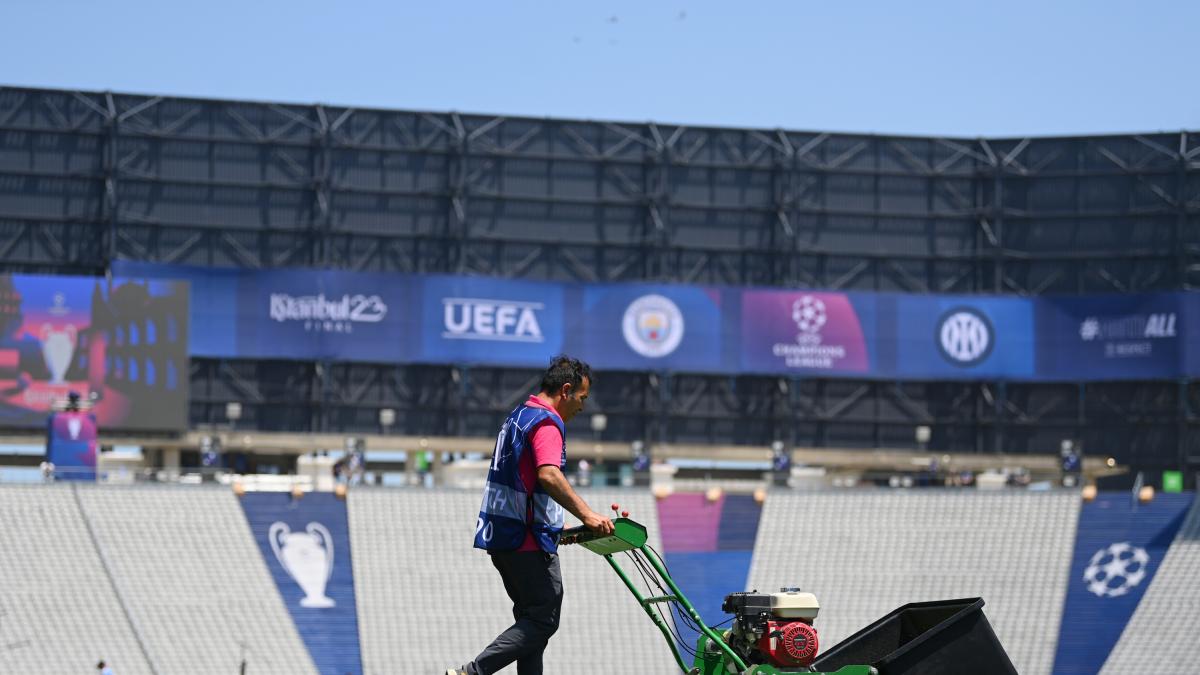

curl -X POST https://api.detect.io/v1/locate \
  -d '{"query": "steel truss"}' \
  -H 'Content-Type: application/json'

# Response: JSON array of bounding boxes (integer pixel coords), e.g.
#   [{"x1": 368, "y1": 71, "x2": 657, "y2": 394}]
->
[{"x1": 2, "y1": 87, "x2": 1198, "y2": 477}]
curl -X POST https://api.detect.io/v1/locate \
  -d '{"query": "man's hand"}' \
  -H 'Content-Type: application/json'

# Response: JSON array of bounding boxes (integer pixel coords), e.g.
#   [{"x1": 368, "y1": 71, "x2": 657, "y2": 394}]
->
[{"x1": 581, "y1": 510, "x2": 615, "y2": 536}]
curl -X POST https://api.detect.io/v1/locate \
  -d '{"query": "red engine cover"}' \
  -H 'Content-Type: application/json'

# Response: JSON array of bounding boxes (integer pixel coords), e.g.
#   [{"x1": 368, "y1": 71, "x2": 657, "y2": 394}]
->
[{"x1": 758, "y1": 619, "x2": 819, "y2": 667}]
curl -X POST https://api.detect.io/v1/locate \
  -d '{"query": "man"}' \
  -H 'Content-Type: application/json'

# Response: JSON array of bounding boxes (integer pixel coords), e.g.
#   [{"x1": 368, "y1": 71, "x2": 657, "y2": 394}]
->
[{"x1": 448, "y1": 356, "x2": 614, "y2": 675}]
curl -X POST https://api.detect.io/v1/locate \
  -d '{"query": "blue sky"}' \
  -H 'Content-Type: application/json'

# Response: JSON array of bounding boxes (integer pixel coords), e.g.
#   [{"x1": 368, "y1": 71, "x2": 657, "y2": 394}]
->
[{"x1": 2, "y1": 0, "x2": 1197, "y2": 137}]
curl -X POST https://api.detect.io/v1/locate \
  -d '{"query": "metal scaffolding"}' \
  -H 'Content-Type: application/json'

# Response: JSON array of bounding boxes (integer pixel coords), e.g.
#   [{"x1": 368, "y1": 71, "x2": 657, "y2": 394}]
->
[{"x1": 2, "y1": 86, "x2": 1197, "y2": 475}]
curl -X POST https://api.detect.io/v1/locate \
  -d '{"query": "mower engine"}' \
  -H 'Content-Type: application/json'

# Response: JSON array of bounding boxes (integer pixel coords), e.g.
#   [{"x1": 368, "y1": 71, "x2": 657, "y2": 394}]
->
[{"x1": 721, "y1": 589, "x2": 820, "y2": 670}]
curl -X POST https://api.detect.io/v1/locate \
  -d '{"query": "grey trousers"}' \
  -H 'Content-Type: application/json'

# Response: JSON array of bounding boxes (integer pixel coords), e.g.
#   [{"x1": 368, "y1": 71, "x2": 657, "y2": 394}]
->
[{"x1": 468, "y1": 550, "x2": 563, "y2": 675}]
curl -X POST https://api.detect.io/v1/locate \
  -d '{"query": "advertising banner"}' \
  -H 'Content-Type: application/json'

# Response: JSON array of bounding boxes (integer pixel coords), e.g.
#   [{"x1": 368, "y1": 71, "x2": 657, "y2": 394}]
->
[
  {"x1": 115, "y1": 262, "x2": 412, "y2": 362},
  {"x1": 1053, "y1": 492, "x2": 1194, "y2": 675},
  {"x1": 1184, "y1": 292, "x2": 1200, "y2": 377},
  {"x1": 240, "y1": 492, "x2": 363, "y2": 675},
  {"x1": 45, "y1": 410, "x2": 99, "y2": 479},
  {"x1": 891, "y1": 294, "x2": 1035, "y2": 379},
  {"x1": 740, "y1": 290, "x2": 871, "y2": 375},
  {"x1": 112, "y1": 261, "x2": 1199, "y2": 382},
  {"x1": 0, "y1": 274, "x2": 188, "y2": 430},
  {"x1": 246, "y1": 269, "x2": 409, "y2": 363},
  {"x1": 420, "y1": 275, "x2": 563, "y2": 366},
  {"x1": 1037, "y1": 293, "x2": 1182, "y2": 380},
  {"x1": 580, "y1": 284, "x2": 723, "y2": 372},
  {"x1": 655, "y1": 493, "x2": 764, "y2": 658}
]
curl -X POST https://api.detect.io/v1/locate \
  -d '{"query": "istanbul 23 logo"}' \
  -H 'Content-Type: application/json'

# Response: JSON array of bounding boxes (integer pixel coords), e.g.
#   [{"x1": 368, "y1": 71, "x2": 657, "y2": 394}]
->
[
  {"x1": 936, "y1": 307, "x2": 994, "y2": 366},
  {"x1": 622, "y1": 294, "x2": 684, "y2": 358}
]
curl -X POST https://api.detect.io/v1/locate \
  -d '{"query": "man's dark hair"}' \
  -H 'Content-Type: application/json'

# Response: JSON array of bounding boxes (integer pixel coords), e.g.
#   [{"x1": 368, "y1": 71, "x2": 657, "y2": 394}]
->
[{"x1": 539, "y1": 356, "x2": 592, "y2": 396}]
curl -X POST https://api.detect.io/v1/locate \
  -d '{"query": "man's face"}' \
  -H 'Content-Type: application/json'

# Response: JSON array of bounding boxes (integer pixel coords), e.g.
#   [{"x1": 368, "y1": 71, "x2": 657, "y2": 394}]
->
[{"x1": 557, "y1": 376, "x2": 590, "y2": 422}]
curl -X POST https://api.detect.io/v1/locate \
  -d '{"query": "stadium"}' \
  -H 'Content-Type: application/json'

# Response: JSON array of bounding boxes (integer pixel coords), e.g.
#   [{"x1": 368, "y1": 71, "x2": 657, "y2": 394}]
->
[{"x1": 0, "y1": 84, "x2": 1197, "y2": 674}]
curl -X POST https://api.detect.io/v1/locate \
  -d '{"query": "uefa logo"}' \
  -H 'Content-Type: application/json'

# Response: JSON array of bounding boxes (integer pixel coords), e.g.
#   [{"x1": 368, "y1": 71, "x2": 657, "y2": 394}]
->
[
  {"x1": 622, "y1": 294, "x2": 684, "y2": 358},
  {"x1": 936, "y1": 307, "x2": 993, "y2": 366}
]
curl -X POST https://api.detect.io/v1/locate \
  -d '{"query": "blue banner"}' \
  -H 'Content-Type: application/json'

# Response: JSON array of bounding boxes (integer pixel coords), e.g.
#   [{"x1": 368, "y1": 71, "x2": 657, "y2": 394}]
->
[
  {"x1": 1185, "y1": 292, "x2": 1200, "y2": 377},
  {"x1": 244, "y1": 269, "x2": 410, "y2": 362},
  {"x1": 114, "y1": 262, "x2": 413, "y2": 362},
  {"x1": 240, "y1": 492, "x2": 363, "y2": 675},
  {"x1": 579, "y1": 284, "x2": 723, "y2": 372},
  {"x1": 656, "y1": 493, "x2": 764, "y2": 655},
  {"x1": 891, "y1": 294, "x2": 1035, "y2": 379},
  {"x1": 113, "y1": 261, "x2": 1200, "y2": 382},
  {"x1": 45, "y1": 411, "x2": 98, "y2": 480},
  {"x1": 1052, "y1": 492, "x2": 1194, "y2": 675},
  {"x1": 1037, "y1": 293, "x2": 1182, "y2": 380},
  {"x1": 420, "y1": 275, "x2": 564, "y2": 366}
]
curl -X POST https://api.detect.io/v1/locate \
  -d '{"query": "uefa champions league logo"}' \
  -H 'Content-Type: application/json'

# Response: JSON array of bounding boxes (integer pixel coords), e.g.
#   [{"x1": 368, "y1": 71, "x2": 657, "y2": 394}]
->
[
  {"x1": 622, "y1": 294, "x2": 684, "y2": 358},
  {"x1": 792, "y1": 296, "x2": 827, "y2": 335},
  {"x1": 770, "y1": 293, "x2": 851, "y2": 369},
  {"x1": 1083, "y1": 542, "x2": 1150, "y2": 598},
  {"x1": 936, "y1": 308, "x2": 993, "y2": 366},
  {"x1": 270, "y1": 522, "x2": 337, "y2": 608},
  {"x1": 48, "y1": 292, "x2": 70, "y2": 316}
]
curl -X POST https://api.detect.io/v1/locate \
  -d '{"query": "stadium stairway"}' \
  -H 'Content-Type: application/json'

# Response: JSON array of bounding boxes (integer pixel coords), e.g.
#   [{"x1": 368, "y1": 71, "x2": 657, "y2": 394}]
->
[
  {"x1": 76, "y1": 485, "x2": 315, "y2": 675},
  {"x1": 0, "y1": 485, "x2": 150, "y2": 674}
]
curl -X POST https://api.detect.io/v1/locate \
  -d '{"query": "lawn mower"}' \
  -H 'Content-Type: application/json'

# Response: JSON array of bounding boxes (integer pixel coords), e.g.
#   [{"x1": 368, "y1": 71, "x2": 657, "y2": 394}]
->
[
  {"x1": 559, "y1": 505, "x2": 1016, "y2": 675},
  {"x1": 559, "y1": 508, "x2": 874, "y2": 675}
]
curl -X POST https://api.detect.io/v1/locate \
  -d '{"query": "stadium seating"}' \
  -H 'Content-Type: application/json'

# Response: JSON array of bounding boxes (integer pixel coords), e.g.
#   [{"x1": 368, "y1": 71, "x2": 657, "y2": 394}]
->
[
  {"x1": 348, "y1": 488, "x2": 678, "y2": 674},
  {"x1": 75, "y1": 485, "x2": 315, "y2": 674},
  {"x1": 1101, "y1": 497, "x2": 1200, "y2": 674},
  {"x1": 0, "y1": 485, "x2": 148, "y2": 674},
  {"x1": 9, "y1": 481, "x2": 1196, "y2": 675},
  {"x1": 749, "y1": 491, "x2": 1080, "y2": 675}
]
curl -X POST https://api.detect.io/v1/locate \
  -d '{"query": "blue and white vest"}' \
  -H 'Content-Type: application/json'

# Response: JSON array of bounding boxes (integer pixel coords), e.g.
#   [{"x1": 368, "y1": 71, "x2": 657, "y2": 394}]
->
[{"x1": 474, "y1": 404, "x2": 567, "y2": 553}]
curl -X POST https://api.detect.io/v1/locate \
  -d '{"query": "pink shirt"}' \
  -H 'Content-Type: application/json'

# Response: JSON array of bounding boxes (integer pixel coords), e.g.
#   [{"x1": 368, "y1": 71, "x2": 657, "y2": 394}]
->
[{"x1": 517, "y1": 395, "x2": 564, "y2": 551}]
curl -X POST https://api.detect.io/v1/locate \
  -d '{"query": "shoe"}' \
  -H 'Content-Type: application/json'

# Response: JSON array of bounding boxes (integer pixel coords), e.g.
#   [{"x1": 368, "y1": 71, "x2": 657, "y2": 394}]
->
[{"x1": 445, "y1": 668, "x2": 468, "y2": 675}]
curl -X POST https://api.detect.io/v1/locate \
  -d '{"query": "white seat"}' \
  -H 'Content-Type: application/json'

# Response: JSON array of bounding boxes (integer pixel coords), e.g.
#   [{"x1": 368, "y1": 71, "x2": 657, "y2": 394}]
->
[
  {"x1": 1101, "y1": 498, "x2": 1200, "y2": 674},
  {"x1": 75, "y1": 485, "x2": 315, "y2": 674},
  {"x1": 348, "y1": 488, "x2": 678, "y2": 674},
  {"x1": 748, "y1": 491, "x2": 1079, "y2": 675}
]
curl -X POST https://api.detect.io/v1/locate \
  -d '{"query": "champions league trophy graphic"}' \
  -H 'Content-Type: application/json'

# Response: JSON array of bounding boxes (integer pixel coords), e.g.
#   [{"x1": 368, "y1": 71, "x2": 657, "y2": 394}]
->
[
  {"x1": 40, "y1": 324, "x2": 77, "y2": 385},
  {"x1": 66, "y1": 416, "x2": 82, "y2": 440},
  {"x1": 269, "y1": 522, "x2": 337, "y2": 608}
]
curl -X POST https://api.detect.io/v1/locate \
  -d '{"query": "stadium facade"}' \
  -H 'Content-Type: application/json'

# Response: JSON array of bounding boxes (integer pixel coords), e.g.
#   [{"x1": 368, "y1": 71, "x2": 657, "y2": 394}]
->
[{"x1": 0, "y1": 86, "x2": 1196, "y2": 480}]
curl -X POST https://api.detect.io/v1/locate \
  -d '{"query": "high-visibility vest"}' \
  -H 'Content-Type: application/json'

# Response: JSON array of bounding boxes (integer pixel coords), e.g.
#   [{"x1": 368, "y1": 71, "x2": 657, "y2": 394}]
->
[{"x1": 474, "y1": 404, "x2": 567, "y2": 553}]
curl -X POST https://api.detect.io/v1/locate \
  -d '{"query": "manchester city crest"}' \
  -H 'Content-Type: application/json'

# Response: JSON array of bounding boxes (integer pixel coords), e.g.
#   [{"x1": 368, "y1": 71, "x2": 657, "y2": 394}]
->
[{"x1": 622, "y1": 294, "x2": 685, "y2": 358}]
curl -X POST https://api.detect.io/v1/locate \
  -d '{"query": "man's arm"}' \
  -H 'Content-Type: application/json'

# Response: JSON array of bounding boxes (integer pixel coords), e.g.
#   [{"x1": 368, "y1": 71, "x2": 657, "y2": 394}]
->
[{"x1": 537, "y1": 464, "x2": 615, "y2": 535}]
